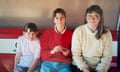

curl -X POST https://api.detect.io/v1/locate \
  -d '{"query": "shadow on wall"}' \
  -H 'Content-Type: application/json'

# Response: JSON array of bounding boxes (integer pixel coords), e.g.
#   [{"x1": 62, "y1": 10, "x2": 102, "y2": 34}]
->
[
  {"x1": 0, "y1": 0, "x2": 119, "y2": 29},
  {"x1": 0, "y1": 8, "x2": 52, "y2": 28}
]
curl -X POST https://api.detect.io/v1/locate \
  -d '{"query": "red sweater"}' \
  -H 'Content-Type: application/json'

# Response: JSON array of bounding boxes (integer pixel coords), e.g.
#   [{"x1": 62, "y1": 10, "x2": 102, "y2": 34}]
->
[{"x1": 40, "y1": 28, "x2": 73, "y2": 63}]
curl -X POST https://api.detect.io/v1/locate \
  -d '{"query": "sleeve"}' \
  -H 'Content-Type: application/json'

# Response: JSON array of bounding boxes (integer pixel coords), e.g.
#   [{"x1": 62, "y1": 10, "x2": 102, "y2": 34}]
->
[
  {"x1": 71, "y1": 28, "x2": 88, "y2": 70},
  {"x1": 96, "y1": 31, "x2": 113, "y2": 72},
  {"x1": 14, "y1": 36, "x2": 23, "y2": 66},
  {"x1": 40, "y1": 30, "x2": 53, "y2": 59},
  {"x1": 34, "y1": 40, "x2": 41, "y2": 58},
  {"x1": 67, "y1": 30, "x2": 73, "y2": 57},
  {"x1": 16, "y1": 37, "x2": 22, "y2": 53},
  {"x1": 62, "y1": 30, "x2": 73, "y2": 57}
]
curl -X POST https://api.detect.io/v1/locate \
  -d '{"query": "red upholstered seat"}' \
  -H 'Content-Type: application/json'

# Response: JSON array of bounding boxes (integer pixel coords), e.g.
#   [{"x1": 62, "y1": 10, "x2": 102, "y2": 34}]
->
[{"x1": 0, "y1": 29, "x2": 118, "y2": 72}]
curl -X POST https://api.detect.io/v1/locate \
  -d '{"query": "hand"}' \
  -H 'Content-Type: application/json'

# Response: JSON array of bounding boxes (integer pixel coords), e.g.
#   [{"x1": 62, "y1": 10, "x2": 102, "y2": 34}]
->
[
  {"x1": 50, "y1": 45, "x2": 62, "y2": 54},
  {"x1": 60, "y1": 48, "x2": 70, "y2": 56},
  {"x1": 61, "y1": 47, "x2": 68, "y2": 52},
  {"x1": 27, "y1": 69, "x2": 33, "y2": 72},
  {"x1": 27, "y1": 70, "x2": 33, "y2": 72},
  {"x1": 82, "y1": 68, "x2": 90, "y2": 72}
]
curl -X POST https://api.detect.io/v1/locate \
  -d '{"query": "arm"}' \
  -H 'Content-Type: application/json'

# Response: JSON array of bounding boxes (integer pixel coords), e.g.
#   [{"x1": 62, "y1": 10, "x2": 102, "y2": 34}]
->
[
  {"x1": 96, "y1": 31, "x2": 112, "y2": 72},
  {"x1": 14, "y1": 52, "x2": 22, "y2": 67},
  {"x1": 28, "y1": 41, "x2": 40, "y2": 72},
  {"x1": 71, "y1": 28, "x2": 89, "y2": 71},
  {"x1": 14, "y1": 38, "x2": 22, "y2": 68},
  {"x1": 60, "y1": 29, "x2": 73, "y2": 57},
  {"x1": 27, "y1": 58, "x2": 39, "y2": 72},
  {"x1": 40, "y1": 30, "x2": 53, "y2": 58}
]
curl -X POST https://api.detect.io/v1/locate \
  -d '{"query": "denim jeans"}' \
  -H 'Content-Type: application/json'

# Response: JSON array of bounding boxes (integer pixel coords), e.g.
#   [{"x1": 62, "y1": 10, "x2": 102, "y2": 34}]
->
[
  {"x1": 14, "y1": 64, "x2": 40, "y2": 72},
  {"x1": 40, "y1": 61, "x2": 71, "y2": 72}
]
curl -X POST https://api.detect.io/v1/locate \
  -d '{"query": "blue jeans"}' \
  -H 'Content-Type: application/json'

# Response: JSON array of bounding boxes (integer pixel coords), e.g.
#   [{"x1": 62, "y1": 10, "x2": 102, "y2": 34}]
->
[
  {"x1": 14, "y1": 64, "x2": 40, "y2": 72},
  {"x1": 40, "y1": 61, "x2": 71, "y2": 72}
]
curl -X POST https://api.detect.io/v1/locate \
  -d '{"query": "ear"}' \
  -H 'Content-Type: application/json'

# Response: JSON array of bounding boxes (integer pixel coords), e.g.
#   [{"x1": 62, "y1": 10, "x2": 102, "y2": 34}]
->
[{"x1": 35, "y1": 31, "x2": 39, "y2": 34}]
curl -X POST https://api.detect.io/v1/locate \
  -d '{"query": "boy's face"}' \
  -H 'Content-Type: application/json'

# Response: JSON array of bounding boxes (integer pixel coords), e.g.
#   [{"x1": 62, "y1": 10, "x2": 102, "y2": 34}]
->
[
  {"x1": 23, "y1": 29, "x2": 37, "y2": 41},
  {"x1": 53, "y1": 13, "x2": 66, "y2": 27}
]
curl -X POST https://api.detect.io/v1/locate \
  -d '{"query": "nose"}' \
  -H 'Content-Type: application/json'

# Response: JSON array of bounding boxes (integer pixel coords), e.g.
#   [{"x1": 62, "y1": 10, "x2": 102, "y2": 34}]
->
[
  {"x1": 29, "y1": 33, "x2": 34, "y2": 38},
  {"x1": 58, "y1": 18, "x2": 62, "y2": 22},
  {"x1": 91, "y1": 16, "x2": 96, "y2": 20}
]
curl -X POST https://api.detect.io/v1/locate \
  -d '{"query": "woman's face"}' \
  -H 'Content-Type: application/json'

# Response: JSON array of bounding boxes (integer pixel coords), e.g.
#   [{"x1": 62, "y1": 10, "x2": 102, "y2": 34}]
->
[
  {"x1": 53, "y1": 13, "x2": 66, "y2": 27},
  {"x1": 86, "y1": 11, "x2": 101, "y2": 29}
]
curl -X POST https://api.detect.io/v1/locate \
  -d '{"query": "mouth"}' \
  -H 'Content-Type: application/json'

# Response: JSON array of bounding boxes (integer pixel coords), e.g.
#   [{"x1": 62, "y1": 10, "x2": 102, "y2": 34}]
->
[{"x1": 90, "y1": 22, "x2": 96, "y2": 24}]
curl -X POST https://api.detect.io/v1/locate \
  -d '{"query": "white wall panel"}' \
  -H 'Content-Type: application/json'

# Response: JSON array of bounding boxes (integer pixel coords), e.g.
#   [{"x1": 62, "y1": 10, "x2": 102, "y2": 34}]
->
[{"x1": 0, "y1": 39, "x2": 17, "y2": 53}]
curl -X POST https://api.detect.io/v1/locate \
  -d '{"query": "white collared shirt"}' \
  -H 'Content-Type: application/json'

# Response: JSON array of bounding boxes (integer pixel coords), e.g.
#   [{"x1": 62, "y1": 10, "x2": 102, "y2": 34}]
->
[
  {"x1": 87, "y1": 24, "x2": 97, "y2": 34},
  {"x1": 54, "y1": 25, "x2": 66, "y2": 34}
]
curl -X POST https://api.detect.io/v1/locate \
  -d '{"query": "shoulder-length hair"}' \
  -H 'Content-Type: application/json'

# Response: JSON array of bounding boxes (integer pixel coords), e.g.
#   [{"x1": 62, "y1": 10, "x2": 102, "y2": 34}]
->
[{"x1": 84, "y1": 5, "x2": 108, "y2": 39}]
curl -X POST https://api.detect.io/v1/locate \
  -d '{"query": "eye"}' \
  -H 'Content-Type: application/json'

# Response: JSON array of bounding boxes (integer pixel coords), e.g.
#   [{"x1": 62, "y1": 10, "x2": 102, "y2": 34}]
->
[
  {"x1": 95, "y1": 15, "x2": 100, "y2": 19},
  {"x1": 87, "y1": 15, "x2": 92, "y2": 19},
  {"x1": 61, "y1": 17, "x2": 65, "y2": 19},
  {"x1": 55, "y1": 17, "x2": 59, "y2": 19}
]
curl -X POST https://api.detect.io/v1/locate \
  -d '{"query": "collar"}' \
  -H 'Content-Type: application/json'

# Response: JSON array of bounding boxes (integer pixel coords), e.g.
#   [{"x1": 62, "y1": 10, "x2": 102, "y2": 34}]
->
[
  {"x1": 87, "y1": 24, "x2": 97, "y2": 33},
  {"x1": 54, "y1": 25, "x2": 66, "y2": 34}
]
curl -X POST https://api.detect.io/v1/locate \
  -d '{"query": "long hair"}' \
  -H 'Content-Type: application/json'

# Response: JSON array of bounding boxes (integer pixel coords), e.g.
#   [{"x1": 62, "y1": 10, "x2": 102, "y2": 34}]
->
[{"x1": 84, "y1": 5, "x2": 108, "y2": 39}]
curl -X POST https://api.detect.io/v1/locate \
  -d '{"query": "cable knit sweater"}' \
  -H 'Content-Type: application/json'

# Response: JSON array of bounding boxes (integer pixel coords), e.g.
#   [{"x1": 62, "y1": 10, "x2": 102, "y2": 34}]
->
[{"x1": 72, "y1": 24, "x2": 112, "y2": 72}]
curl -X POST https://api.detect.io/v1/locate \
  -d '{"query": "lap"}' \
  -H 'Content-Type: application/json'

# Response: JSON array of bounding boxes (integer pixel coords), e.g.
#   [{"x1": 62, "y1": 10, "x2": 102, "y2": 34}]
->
[
  {"x1": 14, "y1": 64, "x2": 40, "y2": 72},
  {"x1": 71, "y1": 64, "x2": 97, "y2": 72},
  {"x1": 40, "y1": 61, "x2": 71, "y2": 72},
  {"x1": 14, "y1": 65, "x2": 28, "y2": 72}
]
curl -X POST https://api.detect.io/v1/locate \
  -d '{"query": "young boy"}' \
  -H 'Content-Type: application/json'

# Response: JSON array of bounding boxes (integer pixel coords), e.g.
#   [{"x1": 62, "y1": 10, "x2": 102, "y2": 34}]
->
[{"x1": 14, "y1": 22, "x2": 40, "y2": 72}]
